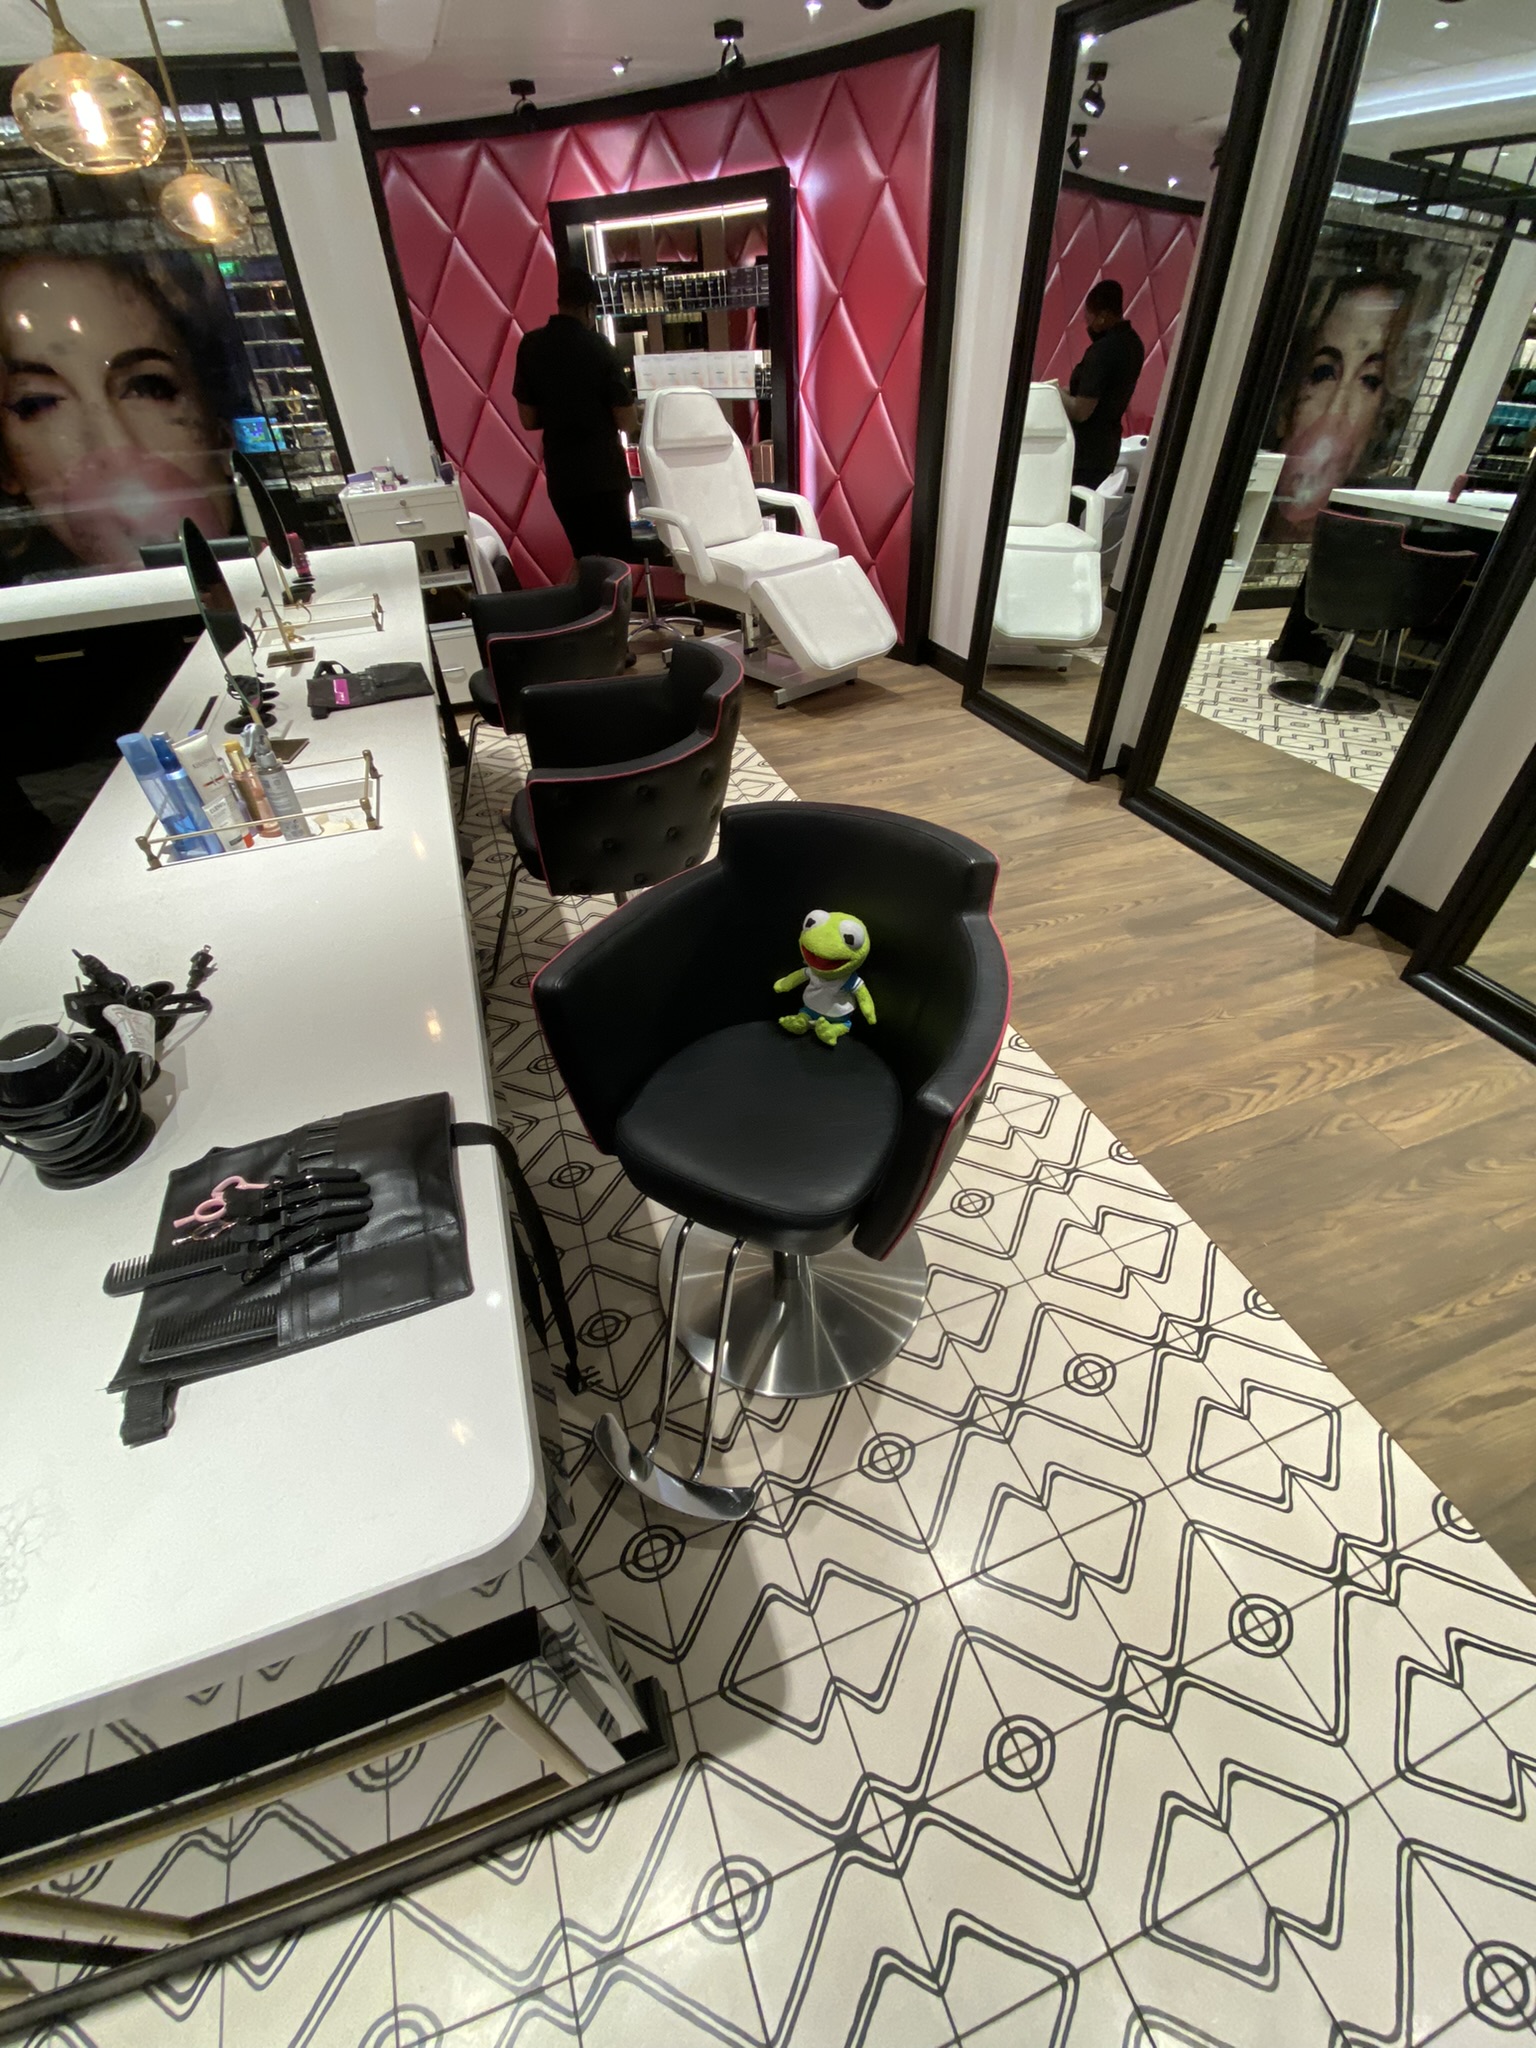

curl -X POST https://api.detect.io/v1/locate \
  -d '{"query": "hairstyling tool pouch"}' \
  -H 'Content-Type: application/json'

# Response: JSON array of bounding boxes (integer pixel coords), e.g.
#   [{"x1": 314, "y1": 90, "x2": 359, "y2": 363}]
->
[
  {"x1": 107, "y1": 1093, "x2": 575, "y2": 1444},
  {"x1": 307, "y1": 660, "x2": 434, "y2": 718}
]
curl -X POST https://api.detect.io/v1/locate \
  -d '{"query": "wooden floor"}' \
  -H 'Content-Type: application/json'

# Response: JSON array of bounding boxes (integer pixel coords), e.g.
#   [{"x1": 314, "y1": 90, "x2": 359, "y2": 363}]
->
[{"x1": 742, "y1": 657, "x2": 1536, "y2": 1589}]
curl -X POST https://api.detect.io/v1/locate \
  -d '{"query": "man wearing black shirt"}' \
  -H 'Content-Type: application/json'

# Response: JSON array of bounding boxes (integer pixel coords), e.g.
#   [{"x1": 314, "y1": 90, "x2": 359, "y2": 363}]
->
[
  {"x1": 513, "y1": 269, "x2": 639, "y2": 565},
  {"x1": 1063, "y1": 279, "x2": 1145, "y2": 490}
]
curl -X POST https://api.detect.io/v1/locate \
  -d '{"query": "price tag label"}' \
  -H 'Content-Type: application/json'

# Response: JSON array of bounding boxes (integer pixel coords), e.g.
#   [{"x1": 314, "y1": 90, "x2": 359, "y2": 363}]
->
[{"x1": 104, "y1": 1003, "x2": 157, "y2": 1080}]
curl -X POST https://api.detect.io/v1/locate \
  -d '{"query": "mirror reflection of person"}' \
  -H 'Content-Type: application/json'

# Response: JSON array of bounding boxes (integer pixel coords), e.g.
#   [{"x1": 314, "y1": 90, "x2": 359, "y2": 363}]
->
[
  {"x1": 0, "y1": 250, "x2": 239, "y2": 582},
  {"x1": 1061, "y1": 279, "x2": 1145, "y2": 489},
  {"x1": 1270, "y1": 272, "x2": 1412, "y2": 536}
]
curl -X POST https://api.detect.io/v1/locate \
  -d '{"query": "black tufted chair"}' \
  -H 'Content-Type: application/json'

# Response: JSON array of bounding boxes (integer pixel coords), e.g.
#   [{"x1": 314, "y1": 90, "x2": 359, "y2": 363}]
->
[
  {"x1": 532, "y1": 802, "x2": 1011, "y2": 1520},
  {"x1": 458, "y1": 556, "x2": 631, "y2": 822},
  {"x1": 1271, "y1": 511, "x2": 1477, "y2": 715},
  {"x1": 486, "y1": 637, "x2": 743, "y2": 983}
]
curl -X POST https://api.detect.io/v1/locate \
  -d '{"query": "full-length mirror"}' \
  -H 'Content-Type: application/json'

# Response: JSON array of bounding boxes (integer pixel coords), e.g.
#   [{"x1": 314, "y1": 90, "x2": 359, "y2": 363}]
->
[
  {"x1": 1134, "y1": 0, "x2": 1536, "y2": 889},
  {"x1": 967, "y1": 0, "x2": 1259, "y2": 764}
]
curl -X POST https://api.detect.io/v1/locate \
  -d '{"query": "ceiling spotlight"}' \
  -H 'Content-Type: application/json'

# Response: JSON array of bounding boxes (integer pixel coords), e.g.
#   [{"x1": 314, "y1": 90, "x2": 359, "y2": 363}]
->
[
  {"x1": 715, "y1": 16, "x2": 745, "y2": 72},
  {"x1": 611, "y1": 55, "x2": 630, "y2": 75},
  {"x1": 1433, "y1": 15, "x2": 1449, "y2": 24},
  {"x1": 806, "y1": 0, "x2": 822, "y2": 14},
  {"x1": 163, "y1": 14, "x2": 186, "y2": 23},
  {"x1": 408, "y1": 102, "x2": 421, "y2": 114},
  {"x1": 1080, "y1": 61, "x2": 1107, "y2": 118},
  {"x1": 1067, "y1": 121, "x2": 1087, "y2": 171},
  {"x1": 508, "y1": 77, "x2": 537, "y2": 129},
  {"x1": 1167, "y1": 175, "x2": 1180, "y2": 188},
  {"x1": 1118, "y1": 162, "x2": 1129, "y2": 173},
  {"x1": 1079, "y1": 32, "x2": 1097, "y2": 50},
  {"x1": 1229, "y1": 0, "x2": 1249, "y2": 58}
]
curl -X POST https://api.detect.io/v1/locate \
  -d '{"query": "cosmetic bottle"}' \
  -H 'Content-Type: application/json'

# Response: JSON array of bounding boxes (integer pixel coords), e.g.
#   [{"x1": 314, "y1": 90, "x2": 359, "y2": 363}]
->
[
  {"x1": 171, "y1": 730, "x2": 252, "y2": 850},
  {"x1": 223, "y1": 738, "x2": 281, "y2": 838},
  {"x1": 118, "y1": 734, "x2": 220, "y2": 858},
  {"x1": 243, "y1": 722, "x2": 311, "y2": 842}
]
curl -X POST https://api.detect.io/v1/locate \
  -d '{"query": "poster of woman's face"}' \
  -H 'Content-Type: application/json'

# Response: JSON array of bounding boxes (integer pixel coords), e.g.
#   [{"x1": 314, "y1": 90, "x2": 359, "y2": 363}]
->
[
  {"x1": 1266, "y1": 225, "x2": 1466, "y2": 538},
  {"x1": 0, "y1": 243, "x2": 254, "y2": 582}
]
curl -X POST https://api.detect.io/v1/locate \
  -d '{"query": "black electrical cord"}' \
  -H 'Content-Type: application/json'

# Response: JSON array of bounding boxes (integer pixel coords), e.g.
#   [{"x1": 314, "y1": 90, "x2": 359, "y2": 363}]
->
[{"x1": 0, "y1": 1031, "x2": 149, "y2": 1189}]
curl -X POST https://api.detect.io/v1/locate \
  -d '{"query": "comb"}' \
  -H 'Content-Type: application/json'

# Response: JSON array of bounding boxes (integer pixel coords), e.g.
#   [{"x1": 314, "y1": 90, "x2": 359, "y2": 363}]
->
[
  {"x1": 104, "y1": 1236, "x2": 268, "y2": 1297},
  {"x1": 141, "y1": 1296, "x2": 281, "y2": 1362}
]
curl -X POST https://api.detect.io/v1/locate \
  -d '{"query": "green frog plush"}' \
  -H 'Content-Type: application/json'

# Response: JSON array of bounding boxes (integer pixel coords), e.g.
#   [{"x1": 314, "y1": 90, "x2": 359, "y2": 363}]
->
[{"x1": 774, "y1": 909, "x2": 875, "y2": 1048}]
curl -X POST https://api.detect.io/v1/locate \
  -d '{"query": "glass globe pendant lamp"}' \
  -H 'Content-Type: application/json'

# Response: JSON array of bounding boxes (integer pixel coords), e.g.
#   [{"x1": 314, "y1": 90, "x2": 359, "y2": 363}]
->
[
  {"x1": 10, "y1": 0, "x2": 165, "y2": 174},
  {"x1": 160, "y1": 164, "x2": 250, "y2": 246},
  {"x1": 133, "y1": 0, "x2": 251, "y2": 248}
]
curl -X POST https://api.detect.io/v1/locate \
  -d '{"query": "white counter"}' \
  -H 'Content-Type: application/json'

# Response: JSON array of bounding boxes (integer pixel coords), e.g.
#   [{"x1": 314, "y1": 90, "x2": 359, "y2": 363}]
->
[
  {"x1": 0, "y1": 542, "x2": 542, "y2": 1744},
  {"x1": 1329, "y1": 486, "x2": 1514, "y2": 534},
  {"x1": 0, "y1": 564, "x2": 197, "y2": 642}
]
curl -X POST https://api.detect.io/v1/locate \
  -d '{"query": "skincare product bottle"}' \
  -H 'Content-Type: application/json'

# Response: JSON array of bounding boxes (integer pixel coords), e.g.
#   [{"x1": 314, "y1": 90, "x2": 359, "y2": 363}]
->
[
  {"x1": 223, "y1": 738, "x2": 281, "y2": 838},
  {"x1": 243, "y1": 722, "x2": 310, "y2": 842},
  {"x1": 118, "y1": 734, "x2": 220, "y2": 858},
  {"x1": 171, "y1": 730, "x2": 252, "y2": 850}
]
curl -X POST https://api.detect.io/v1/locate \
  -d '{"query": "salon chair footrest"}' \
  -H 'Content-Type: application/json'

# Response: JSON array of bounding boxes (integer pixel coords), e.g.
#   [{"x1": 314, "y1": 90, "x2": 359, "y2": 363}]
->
[{"x1": 659, "y1": 1217, "x2": 929, "y2": 1400}]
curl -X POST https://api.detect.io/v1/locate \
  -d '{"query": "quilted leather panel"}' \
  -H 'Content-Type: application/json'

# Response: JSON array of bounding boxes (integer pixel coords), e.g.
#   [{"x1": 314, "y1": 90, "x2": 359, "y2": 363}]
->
[
  {"x1": 1034, "y1": 188, "x2": 1199, "y2": 438},
  {"x1": 378, "y1": 49, "x2": 938, "y2": 623}
]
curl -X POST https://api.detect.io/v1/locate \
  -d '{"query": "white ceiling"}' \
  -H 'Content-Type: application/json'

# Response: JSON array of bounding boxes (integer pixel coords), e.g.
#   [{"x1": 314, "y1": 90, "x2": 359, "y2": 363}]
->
[
  {"x1": 0, "y1": 0, "x2": 292, "y2": 62},
  {"x1": 1066, "y1": 0, "x2": 1240, "y2": 202},
  {"x1": 1348, "y1": 0, "x2": 1536, "y2": 162},
  {"x1": 338, "y1": 0, "x2": 957, "y2": 131}
]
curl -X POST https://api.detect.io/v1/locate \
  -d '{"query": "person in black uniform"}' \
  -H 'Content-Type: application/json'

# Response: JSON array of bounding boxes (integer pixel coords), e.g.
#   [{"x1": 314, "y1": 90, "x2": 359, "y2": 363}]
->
[
  {"x1": 1062, "y1": 279, "x2": 1145, "y2": 490},
  {"x1": 513, "y1": 268, "x2": 640, "y2": 567}
]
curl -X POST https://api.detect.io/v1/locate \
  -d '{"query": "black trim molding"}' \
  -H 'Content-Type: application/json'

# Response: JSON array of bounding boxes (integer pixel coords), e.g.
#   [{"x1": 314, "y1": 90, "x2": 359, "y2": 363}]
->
[
  {"x1": 1369, "y1": 886, "x2": 1433, "y2": 950},
  {"x1": 959, "y1": 0, "x2": 1289, "y2": 783}
]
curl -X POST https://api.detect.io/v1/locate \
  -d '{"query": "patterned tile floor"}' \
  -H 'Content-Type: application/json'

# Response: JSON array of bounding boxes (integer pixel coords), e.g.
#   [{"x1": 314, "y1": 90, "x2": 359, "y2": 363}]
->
[
  {"x1": 12, "y1": 726, "x2": 1536, "y2": 2047},
  {"x1": 1181, "y1": 638, "x2": 1418, "y2": 790}
]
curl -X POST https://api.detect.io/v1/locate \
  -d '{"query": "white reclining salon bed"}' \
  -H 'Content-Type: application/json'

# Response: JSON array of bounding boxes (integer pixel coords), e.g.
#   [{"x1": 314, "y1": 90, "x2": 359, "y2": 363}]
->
[
  {"x1": 991, "y1": 382, "x2": 1115, "y2": 671},
  {"x1": 637, "y1": 387, "x2": 897, "y2": 705}
]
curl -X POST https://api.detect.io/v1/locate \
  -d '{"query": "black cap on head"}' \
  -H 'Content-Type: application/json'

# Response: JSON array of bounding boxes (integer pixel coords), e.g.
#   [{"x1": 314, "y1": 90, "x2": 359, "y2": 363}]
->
[
  {"x1": 557, "y1": 267, "x2": 602, "y2": 312},
  {"x1": 1085, "y1": 279, "x2": 1124, "y2": 318}
]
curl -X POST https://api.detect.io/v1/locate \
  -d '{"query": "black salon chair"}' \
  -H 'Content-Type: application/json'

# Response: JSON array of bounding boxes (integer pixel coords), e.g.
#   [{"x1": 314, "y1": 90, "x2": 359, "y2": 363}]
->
[
  {"x1": 487, "y1": 637, "x2": 744, "y2": 982},
  {"x1": 458, "y1": 556, "x2": 631, "y2": 822},
  {"x1": 1270, "y1": 510, "x2": 1477, "y2": 715},
  {"x1": 532, "y1": 802, "x2": 1011, "y2": 1521}
]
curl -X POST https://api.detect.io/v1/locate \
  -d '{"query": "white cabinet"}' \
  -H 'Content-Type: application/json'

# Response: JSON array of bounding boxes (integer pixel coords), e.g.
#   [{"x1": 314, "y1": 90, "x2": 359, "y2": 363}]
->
[
  {"x1": 1206, "y1": 451, "x2": 1285, "y2": 630},
  {"x1": 340, "y1": 480, "x2": 468, "y2": 547},
  {"x1": 430, "y1": 618, "x2": 479, "y2": 706}
]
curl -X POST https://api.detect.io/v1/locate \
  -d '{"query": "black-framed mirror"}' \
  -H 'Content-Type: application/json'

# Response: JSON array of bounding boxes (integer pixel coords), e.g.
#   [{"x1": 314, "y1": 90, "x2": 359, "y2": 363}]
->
[
  {"x1": 1122, "y1": 0, "x2": 1536, "y2": 927},
  {"x1": 962, "y1": 0, "x2": 1288, "y2": 777},
  {"x1": 549, "y1": 170, "x2": 797, "y2": 498}
]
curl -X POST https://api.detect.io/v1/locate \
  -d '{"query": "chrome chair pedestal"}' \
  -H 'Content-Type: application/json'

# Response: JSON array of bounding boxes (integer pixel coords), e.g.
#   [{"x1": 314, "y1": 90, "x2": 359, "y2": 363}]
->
[{"x1": 658, "y1": 1218, "x2": 929, "y2": 1400}]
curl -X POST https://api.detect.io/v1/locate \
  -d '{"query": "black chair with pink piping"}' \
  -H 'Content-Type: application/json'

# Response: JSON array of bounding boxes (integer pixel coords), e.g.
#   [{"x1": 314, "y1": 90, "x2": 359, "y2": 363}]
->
[
  {"x1": 458, "y1": 555, "x2": 631, "y2": 822},
  {"x1": 1271, "y1": 509, "x2": 1477, "y2": 716},
  {"x1": 485, "y1": 637, "x2": 743, "y2": 983},
  {"x1": 530, "y1": 801, "x2": 1011, "y2": 1522}
]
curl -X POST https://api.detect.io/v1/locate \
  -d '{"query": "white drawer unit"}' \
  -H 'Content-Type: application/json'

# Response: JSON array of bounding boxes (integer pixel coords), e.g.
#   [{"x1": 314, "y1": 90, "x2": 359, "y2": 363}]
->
[
  {"x1": 341, "y1": 479, "x2": 469, "y2": 546},
  {"x1": 430, "y1": 617, "x2": 480, "y2": 706}
]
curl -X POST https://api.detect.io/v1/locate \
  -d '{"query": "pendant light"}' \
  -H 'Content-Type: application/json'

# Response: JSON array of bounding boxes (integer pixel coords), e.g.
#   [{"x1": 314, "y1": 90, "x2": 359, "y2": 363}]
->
[
  {"x1": 10, "y1": 0, "x2": 166, "y2": 174},
  {"x1": 135, "y1": 0, "x2": 251, "y2": 247}
]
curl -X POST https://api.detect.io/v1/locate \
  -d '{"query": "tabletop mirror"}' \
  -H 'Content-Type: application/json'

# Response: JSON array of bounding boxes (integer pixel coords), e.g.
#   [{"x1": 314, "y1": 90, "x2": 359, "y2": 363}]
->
[
  {"x1": 1130, "y1": 0, "x2": 1536, "y2": 887},
  {"x1": 966, "y1": 0, "x2": 1258, "y2": 768}
]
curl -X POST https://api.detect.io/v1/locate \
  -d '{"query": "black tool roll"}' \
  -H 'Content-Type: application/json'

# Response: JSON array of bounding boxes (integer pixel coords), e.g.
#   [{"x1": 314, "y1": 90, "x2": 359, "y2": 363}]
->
[
  {"x1": 108, "y1": 1093, "x2": 576, "y2": 1445},
  {"x1": 307, "y1": 660, "x2": 434, "y2": 718}
]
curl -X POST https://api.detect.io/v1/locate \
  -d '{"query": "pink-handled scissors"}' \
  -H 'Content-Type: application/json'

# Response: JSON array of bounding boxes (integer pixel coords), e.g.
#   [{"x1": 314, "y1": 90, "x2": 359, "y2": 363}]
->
[{"x1": 173, "y1": 1174, "x2": 268, "y2": 1236}]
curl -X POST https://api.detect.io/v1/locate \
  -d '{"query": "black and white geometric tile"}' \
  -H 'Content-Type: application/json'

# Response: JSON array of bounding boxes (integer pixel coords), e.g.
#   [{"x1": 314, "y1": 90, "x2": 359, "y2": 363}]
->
[
  {"x1": 12, "y1": 721, "x2": 1536, "y2": 2047},
  {"x1": 1181, "y1": 638, "x2": 1417, "y2": 790}
]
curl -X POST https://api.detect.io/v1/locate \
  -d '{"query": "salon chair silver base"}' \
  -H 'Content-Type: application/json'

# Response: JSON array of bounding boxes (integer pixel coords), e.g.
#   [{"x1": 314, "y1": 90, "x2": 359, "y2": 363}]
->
[
  {"x1": 658, "y1": 1217, "x2": 929, "y2": 1400},
  {"x1": 724, "y1": 627, "x2": 858, "y2": 707},
  {"x1": 1268, "y1": 628, "x2": 1378, "y2": 715}
]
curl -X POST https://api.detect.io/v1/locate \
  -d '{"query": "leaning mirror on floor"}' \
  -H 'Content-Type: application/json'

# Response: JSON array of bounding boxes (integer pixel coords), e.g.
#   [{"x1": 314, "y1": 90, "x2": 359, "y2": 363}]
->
[
  {"x1": 1148, "y1": 0, "x2": 1536, "y2": 884},
  {"x1": 977, "y1": 0, "x2": 1244, "y2": 749}
]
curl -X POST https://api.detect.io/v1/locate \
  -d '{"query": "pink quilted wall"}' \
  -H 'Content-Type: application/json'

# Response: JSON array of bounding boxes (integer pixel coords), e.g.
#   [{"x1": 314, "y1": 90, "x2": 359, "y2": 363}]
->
[
  {"x1": 377, "y1": 49, "x2": 938, "y2": 623},
  {"x1": 1034, "y1": 186, "x2": 1200, "y2": 437}
]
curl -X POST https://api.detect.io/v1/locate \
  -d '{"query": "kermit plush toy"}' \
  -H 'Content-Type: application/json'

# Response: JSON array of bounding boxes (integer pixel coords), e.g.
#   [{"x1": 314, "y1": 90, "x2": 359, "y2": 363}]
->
[{"x1": 775, "y1": 909, "x2": 875, "y2": 1047}]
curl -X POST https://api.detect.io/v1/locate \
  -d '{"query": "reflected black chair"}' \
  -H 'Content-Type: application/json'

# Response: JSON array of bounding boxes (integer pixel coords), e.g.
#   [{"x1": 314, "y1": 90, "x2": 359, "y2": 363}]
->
[
  {"x1": 487, "y1": 637, "x2": 743, "y2": 982},
  {"x1": 1271, "y1": 510, "x2": 1477, "y2": 715},
  {"x1": 459, "y1": 556, "x2": 631, "y2": 821},
  {"x1": 532, "y1": 802, "x2": 1011, "y2": 1522},
  {"x1": 139, "y1": 537, "x2": 253, "y2": 568}
]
